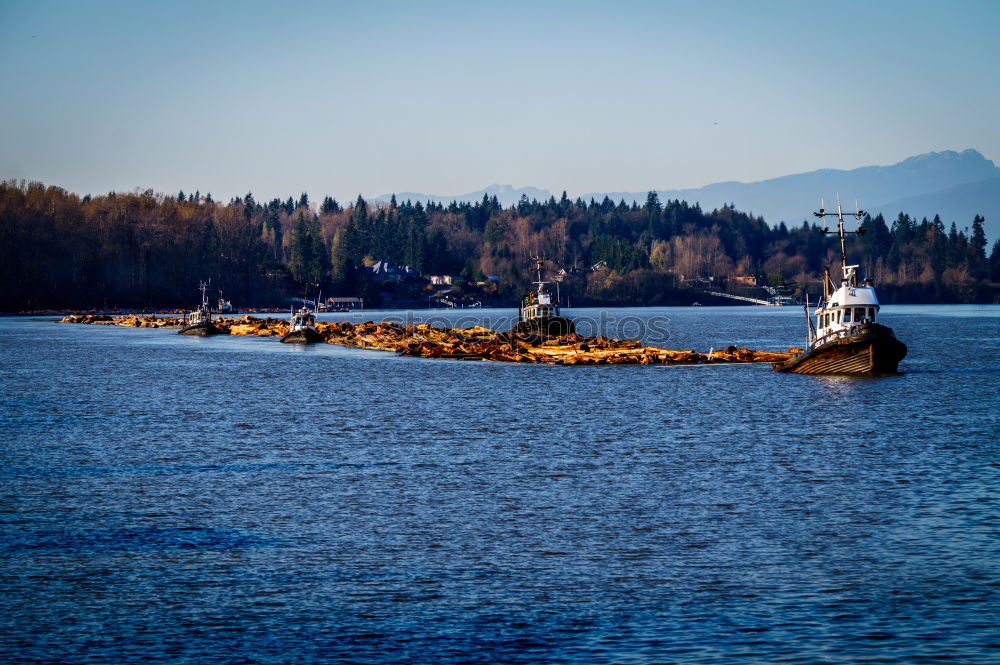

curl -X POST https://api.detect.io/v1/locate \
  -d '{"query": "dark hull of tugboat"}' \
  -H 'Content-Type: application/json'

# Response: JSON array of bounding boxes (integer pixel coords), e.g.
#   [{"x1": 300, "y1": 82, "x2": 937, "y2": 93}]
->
[
  {"x1": 177, "y1": 322, "x2": 223, "y2": 336},
  {"x1": 773, "y1": 323, "x2": 907, "y2": 375},
  {"x1": 280, "y1": 328, "x2": 324, "y2": 344},
  {"x1": 511, "y1": 316, "x2": 575, "y2": 337}
]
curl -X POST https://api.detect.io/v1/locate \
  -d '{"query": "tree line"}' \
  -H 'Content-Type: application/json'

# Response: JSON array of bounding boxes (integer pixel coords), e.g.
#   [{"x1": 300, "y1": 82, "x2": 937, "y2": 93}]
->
[{"x1": 1, "y1": 180, "x2": 998, "y2": 311}]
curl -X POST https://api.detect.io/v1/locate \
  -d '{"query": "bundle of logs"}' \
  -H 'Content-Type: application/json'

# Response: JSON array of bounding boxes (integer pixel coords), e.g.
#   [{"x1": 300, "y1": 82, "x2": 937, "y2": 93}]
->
[{"x1": 61, "y1": 314, "x2": 793, "y2": 366}]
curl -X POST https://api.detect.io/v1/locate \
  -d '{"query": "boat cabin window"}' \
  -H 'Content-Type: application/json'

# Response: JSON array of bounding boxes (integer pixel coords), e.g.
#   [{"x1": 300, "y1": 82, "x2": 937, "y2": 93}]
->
[
  {"x1": 868, "y1": 307, "x2": 876, "y2": 321},
  {"x1": 824, "y1": 313, "x2": 829, "y2": 327},
  {"x1": 855, "y1": 307, "x2": 865, "y2": 322}
]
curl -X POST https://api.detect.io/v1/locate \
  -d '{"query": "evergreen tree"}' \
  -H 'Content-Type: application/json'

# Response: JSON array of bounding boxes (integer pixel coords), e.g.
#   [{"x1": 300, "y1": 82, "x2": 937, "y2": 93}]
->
[
  {"x1": 403, "y1": 202, "x2": 428, "y2": 271},
  {"x1": 517, "y1": 194, "x2": 531, "y2": 216},
  {"x1": 969, "y1": 215, "x2": 988, "y2": 277},
  {"x1": 289, "y1": 212, "x2": 327, "y2": 284},
  {"x1": 329, "y1": 228, "x2": 349, "y2": 285},
  {"x1": 243, "y1": 191, "x2": 255, "y2": 220},
  {"x1": 861, "y1": 213, "x2": 892, "y2": 260},
  {"x1": 353, "y1": 195, "x2": 369, "y2": 220},
  {"x1": 320, "y1": 196, "x2": 341, "y2": 214},
  {"x1": 341, "y1": 196, "x2": 371, "y2": 264},
  {"x1": 465, "y1": 195, "x2": 490, "y2": 231},
  {"x1": 887, "y1": 213, "x2": 914, "y2": 270},
  {"x1": 947, "y1": 222, "x2": 968, "y2": 266},
  {"x1": 645, "y1": 191, "x2": 669, "y2": 239},
  {"x1": 644, "y1": 191, "x2": 662, "y2": 216},
  {"x1": 971, "y1": 215, "x2": 988, "y2": 256},
  {"x1": 929, "y1": 215, "x2": 947, "y2": 275}
]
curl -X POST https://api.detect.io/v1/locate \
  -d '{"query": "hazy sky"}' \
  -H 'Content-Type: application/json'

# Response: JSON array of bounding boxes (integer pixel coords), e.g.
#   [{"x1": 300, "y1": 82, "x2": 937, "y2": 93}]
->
[{"x1": 2, "y1": 0, "x2": 998, "y2": 203}]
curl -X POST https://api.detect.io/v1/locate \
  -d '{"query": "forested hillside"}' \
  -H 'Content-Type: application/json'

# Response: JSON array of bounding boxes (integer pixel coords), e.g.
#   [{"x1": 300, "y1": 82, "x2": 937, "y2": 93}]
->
[{"x1": 2, "y1": 180, "x2": 997, "y2": 311}]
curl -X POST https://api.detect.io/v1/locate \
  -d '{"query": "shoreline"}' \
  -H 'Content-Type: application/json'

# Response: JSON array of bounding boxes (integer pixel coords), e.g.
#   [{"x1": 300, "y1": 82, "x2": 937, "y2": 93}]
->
[{"x1": 10, "y1": 301, "x2": 992, "y2": 317}]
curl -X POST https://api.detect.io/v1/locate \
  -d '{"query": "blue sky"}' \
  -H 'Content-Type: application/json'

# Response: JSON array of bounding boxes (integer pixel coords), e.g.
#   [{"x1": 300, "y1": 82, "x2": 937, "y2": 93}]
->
[{"x1": 1, "y1": 0, "x2": 998, "y2": 202}]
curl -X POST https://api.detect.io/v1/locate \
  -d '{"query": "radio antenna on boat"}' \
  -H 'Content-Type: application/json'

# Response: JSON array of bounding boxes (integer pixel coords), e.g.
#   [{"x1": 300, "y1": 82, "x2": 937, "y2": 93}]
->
[
  {"x1": 815, "y1": 195, "x2": 866, "y2": 271},
  {"x1": 530, "y1": 255, "x2": 546, "y2": 285},
  {"x1": 197, "y1": 280, "x2": 209, "y2": 308}
]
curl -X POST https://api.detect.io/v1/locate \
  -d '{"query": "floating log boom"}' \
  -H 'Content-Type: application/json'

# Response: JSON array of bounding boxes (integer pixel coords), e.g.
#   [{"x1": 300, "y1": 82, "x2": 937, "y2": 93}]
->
[{"x1": 61, "y1": 315, "x2": 793, "y2": 366}]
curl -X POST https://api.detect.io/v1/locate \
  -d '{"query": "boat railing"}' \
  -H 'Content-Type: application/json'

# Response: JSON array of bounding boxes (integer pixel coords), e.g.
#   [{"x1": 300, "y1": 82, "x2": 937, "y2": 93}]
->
[{"x1": 813, "y1": 322, "x2": 888, "y2": 348}]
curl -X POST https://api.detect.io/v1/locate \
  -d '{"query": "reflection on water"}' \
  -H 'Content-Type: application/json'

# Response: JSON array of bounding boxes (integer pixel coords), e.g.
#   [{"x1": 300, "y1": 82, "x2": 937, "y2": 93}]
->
[{"x1": 0, "y1": 306, "x2": 997, "y2": 664}]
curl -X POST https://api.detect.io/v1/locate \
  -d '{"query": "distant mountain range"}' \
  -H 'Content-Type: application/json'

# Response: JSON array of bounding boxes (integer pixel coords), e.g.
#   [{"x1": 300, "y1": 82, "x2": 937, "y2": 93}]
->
[
  {"x1": 869, "y1": 176, "x2": 1000, "y2": 237},
  {"x1": 375, "y1": 149, "x2": 1000, "y2": 240}
]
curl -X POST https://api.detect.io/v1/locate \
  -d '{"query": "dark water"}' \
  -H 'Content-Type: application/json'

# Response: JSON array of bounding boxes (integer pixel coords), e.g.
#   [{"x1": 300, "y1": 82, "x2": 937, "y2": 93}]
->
[{"x1": 1, "y1": 305, "x2": 997, "y2": 664}]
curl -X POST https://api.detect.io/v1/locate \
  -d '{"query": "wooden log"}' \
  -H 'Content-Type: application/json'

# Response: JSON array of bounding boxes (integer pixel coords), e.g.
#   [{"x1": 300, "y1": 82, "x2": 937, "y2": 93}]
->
[{"x1": 62, "y1": 314, "x2": 793, "y2": 366}]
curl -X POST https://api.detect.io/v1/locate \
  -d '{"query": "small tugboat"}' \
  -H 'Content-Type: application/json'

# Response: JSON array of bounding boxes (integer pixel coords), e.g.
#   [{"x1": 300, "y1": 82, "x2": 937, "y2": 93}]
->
[
  {"x1": 281, "y1": 287, "x2": 323, "y2": 344},
  {"x1": 179, "y1": 281, "x2": 223, "y2": 336},
  {"x1": 773, "y1": 199, "x2": 907, "y2": 375},
  {"x1": 217, "y1": 289, "x2": 237, "y2": 314},
  {"x1": 512, "y1": 257, "x2": 575, "y2": 337}
]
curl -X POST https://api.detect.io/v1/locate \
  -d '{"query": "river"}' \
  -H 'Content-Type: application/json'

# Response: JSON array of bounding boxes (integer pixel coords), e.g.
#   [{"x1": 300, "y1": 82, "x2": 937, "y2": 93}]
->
[{"x1": 1, "y1": 305, "x2": 997, "y2": 664}]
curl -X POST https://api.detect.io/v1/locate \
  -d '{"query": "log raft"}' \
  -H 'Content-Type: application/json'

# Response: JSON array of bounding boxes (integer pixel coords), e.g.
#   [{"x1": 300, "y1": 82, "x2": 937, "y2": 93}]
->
[{"x1": 60, "y1": 314, "x2": 793, "y2": 366}]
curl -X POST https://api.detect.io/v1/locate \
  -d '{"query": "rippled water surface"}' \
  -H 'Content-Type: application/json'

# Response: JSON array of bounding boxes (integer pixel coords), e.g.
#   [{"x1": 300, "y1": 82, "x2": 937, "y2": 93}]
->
[{"x1": 1, "y1": 306, "x2": 998, "y2": 664}]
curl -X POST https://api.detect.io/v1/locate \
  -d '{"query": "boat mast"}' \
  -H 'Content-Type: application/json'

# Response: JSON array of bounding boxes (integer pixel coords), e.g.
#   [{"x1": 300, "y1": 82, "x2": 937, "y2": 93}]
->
[
  {"x1": 815, "y1": 196, "x2": 866, "y2": 286},
  {"x1": 554, "y1": 271, "x2": 563, "y2": 314},
  {"x1": 805, "y1": 292, "x2": 815, "y2": 344},
  {"x1": 531, "y1": 255, "x2": 545, "y2": 287}
]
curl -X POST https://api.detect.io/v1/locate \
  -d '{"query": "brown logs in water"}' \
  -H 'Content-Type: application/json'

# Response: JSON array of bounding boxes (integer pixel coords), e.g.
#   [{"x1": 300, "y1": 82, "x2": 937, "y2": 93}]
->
[{"x1": 61, "y1": 315, "x2": 792, "y2": 366}]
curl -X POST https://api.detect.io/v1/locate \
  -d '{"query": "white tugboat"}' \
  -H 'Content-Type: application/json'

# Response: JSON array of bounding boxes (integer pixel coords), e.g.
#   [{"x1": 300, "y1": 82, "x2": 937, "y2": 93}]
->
[
  {"x1": 512, "y1": 257, "x2": 575, "y2": 337},
  {"x1": 281, "y1": 287, "x2": 323, "y2": 344},
  {"x1": 216, "y1": 289, "x2": 237, "y2": 314},
  {"x1": 179, "y1": 281, "x2": 222, "y2": 336},
  {"x1": 773, "y1": 198, "x2": 907, "y2": 375}
]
